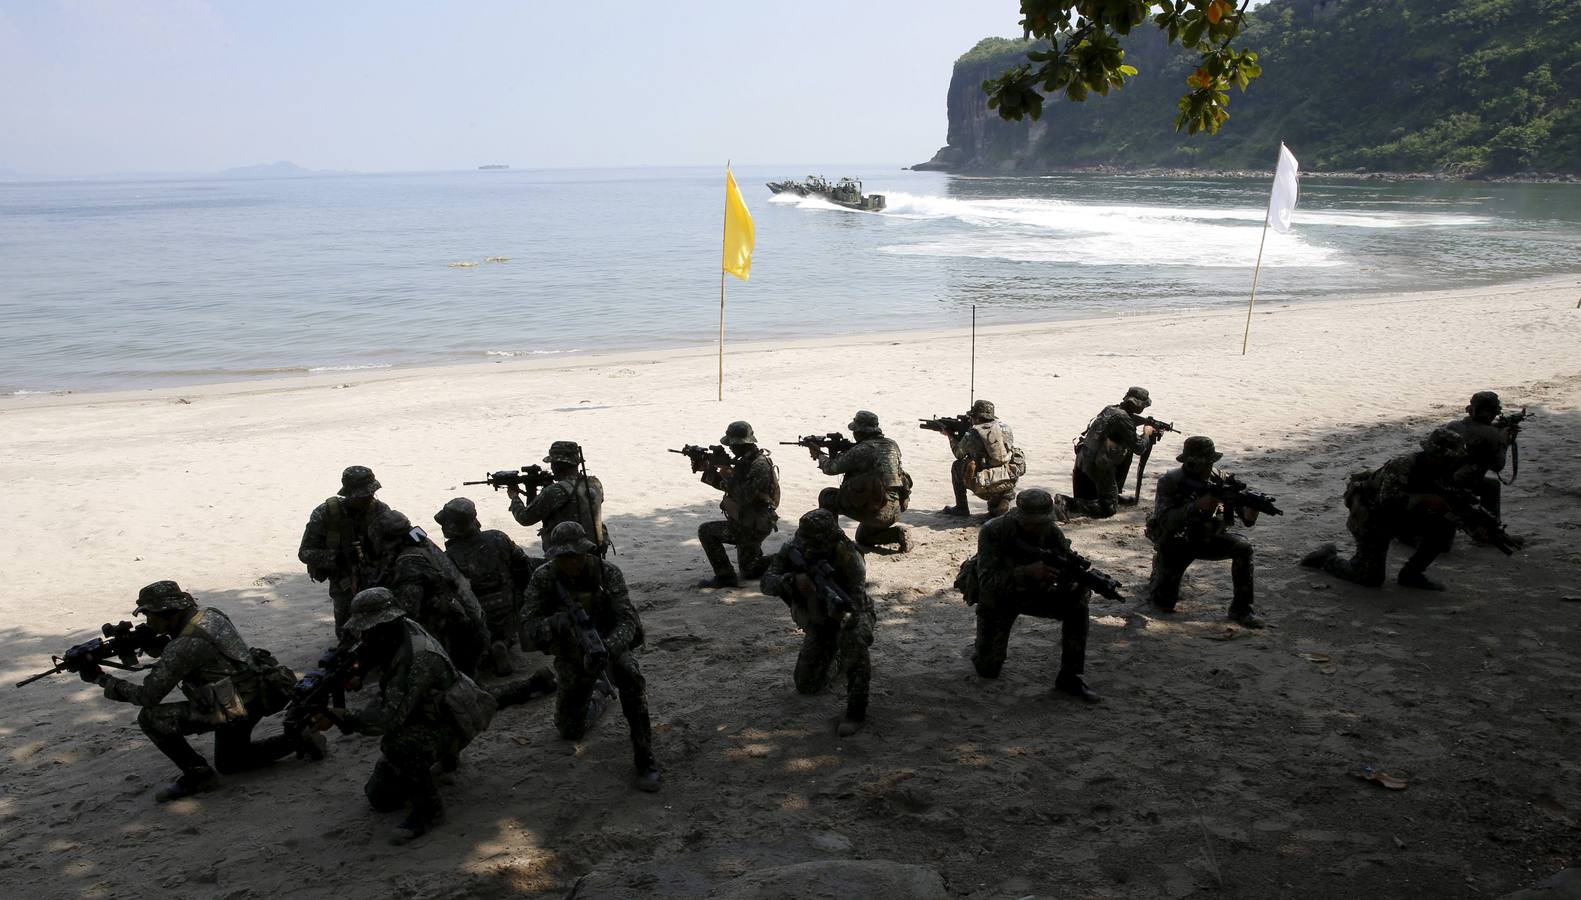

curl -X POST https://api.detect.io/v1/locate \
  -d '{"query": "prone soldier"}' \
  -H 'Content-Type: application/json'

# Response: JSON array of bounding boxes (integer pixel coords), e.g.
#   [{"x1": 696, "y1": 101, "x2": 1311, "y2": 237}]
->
[
  {"x1": 807, "y1": 410, "x2": 912, "y2": 553},
  {"x1": 1062, "y1": 387, "x2": 1170, "y2": 520},
  {"x1": 77, "y1": 581, "x2": 322, "y2": 802},
  {"x1": 688, "y1": 421, "x2": 781, "y2": 588},
  {"x1": 522, "y1": 522, "x2": 661, "y2": 792},
  {"x1": 1143, "y1": 436, "x2": 1277, "y2": 627},
  {"x1": 506, "y1": 440, "x2": 610, "y2": 555},
  {"x1": 760, "y1": 510, "x2": 874, "y2": 737},
  {"x1": 370, "y1": 510, "x2": 491, "y2": 678},
  {"x1": 297, "y1": 465, "x2": 392, "y2": 636},
  {"x1": 435, "y1": 497, "x2": 541, "y2": 676},
  {"x1": 928, "y1": 399, "x2": 1026, "y2": 519}
]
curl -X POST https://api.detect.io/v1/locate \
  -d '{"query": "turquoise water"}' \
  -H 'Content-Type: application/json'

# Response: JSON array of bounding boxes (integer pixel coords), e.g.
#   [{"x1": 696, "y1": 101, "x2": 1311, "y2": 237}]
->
[{"x1": 2, "y1": 166, "x2": 1578, "y2": 394}]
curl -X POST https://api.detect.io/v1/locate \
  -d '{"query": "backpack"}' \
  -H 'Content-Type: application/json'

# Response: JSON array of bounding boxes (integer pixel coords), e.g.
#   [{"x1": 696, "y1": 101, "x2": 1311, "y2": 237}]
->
[{"x1": 953, "y1": 555, "x2": 979, "y2": 606}]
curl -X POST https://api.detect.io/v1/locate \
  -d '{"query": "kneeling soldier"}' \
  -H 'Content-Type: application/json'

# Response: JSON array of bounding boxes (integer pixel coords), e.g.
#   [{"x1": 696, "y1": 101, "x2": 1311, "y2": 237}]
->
[
  {"x1": 761, "y1": 510, "x2": 875, "y2": 737},
  {"x1": 372, "y1": 510, "x2": 491, "y2": 679},
  {"x1": 697, "y1": 420, "x2": 781, "y2": 588},
  {"x1": 1144, "y1": 436, "x2": 1268, "y2": 627},
  {"x1": 328, "y1": 587, "x2": 496, "y2": 844},
  {"x1": 523, "y1": 522, "x2": 661, "y2": 792},
  {"x1": 81, "y1": 580, "x2": 321, "y2": 802},
  {"x1": 435, "y1": 497, "x2": 540, "y2": 676},
  {"x1": 939, "y1": 399, "x2": 1025, "y2": 519}
]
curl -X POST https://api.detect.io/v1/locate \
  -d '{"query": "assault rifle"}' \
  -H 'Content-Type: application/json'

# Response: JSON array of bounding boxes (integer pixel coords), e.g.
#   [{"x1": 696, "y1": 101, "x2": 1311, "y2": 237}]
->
[
  {"x1": 783, "y1": 545, "x2": 854, "y2": 622},
  {"x1": 464, "y1": 464, "x2": 556, "y2": 494},
  {"x1": 1131, "y1": 416, "x2": 1180, "y2": 503},
  {"x1": 669, "y1": 444, "x2": 732, "y2": 474},
  {"x1": 16, "y1": 621, "x2": 168, "y2": 688},
  {"x1": 1014, "y1": 541, "x2": 1125, "y2": 602},
  {"x1": 282, "y1": 640, "x2": 362, "y2": 733},
  {"x1": 780, "y1": 433, "x2": 854, "y2": 458},
  {"x1": 1495, "y1": 406, "x2": 1532, "y2": 485},
  {"x1": 553, "y1": 579, "x2": 610, "y2": 675},
  {"x1": 1446, "y1": 489, "x2": 1518, "y2": 555},
  {"x1": 918, "y1": 414, "x2": 972, "y2": 437},
  {"x1": 1180, "y1": 473, "x2": 1285, "y2": 519}
]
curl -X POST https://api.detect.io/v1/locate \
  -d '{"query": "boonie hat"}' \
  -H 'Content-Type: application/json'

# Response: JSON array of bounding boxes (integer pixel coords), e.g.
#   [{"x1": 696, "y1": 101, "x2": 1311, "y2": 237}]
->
[
  {"x1": 1177, "y1": 436, "x2": 1223, "y2": 463},
  {"x1": 342, "y1": 587, "x2": 406, "y2": 635},
  {"x1": 338, "y1": 465, "x2": 381, "y2": 498}
]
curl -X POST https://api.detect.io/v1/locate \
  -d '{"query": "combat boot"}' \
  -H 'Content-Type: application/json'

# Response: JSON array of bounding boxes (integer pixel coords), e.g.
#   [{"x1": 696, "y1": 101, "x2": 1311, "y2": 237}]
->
[
  {"x1": 1397, "y1": 569, "x2": 1446, "y2": 591},
  {"x1": 155, "y1": 765, "x2": 218, "y2": 803},
  {"x1": 1300, "y1": 543, "x2": 1339, "y2": 569},
  {"x1": 296, "y1": 728, "x2": 328, "y2": 761},
  {"x1": 490, "y1": 640, "x2": 514, "y2": 677},
  {"x1": 1228, "y1": 606, "x2": 1266, "y2": 629},
  {"x1": 837, "y1": 700, "x2": 867, "y2": 737},
  {"x1": 698, "y1": 572, "x2": 741, "y2": 589},
  {"x1": 1054, "y1": 672, "x2": 1100, "y2": 704},
  {"x1": 390, "y1": 804, "x2": 444, "y2": 845},
  {"x1": 634, "y1": 751, "x2": 662, "y2": 793}
]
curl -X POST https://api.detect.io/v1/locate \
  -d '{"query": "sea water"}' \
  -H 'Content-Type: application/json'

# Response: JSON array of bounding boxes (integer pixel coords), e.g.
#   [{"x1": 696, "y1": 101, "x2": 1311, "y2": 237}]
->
[{"x1": 2, "y1": 166, "x2": 1577, "y2": 394}]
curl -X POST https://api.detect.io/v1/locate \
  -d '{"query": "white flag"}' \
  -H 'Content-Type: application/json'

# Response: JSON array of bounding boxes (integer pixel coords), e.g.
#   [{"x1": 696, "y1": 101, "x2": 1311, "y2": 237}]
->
[{"x1": 1267, "y1": 143, "x2": 1299, "y2": 234}]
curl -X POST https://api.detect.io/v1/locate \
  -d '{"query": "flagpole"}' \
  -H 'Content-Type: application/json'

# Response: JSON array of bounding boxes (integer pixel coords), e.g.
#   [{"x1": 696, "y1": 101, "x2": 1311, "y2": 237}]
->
[
  {"x1": 1241, "y1": 192, "x2": 1275, "y2": 356},
  {"x1": 970, "y1": 304, "x2": 977, "y2": 404},
  {"x1": 719, "y1": 162, "x2": 729, "y2": 401}
]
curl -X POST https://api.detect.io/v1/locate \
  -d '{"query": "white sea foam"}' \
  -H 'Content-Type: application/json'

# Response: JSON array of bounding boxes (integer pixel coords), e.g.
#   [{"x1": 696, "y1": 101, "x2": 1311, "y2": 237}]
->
[
  {"x1": 307, "y1": 364, "x2": 394, "y2": 373},
  {"x1": 485, "y1": 349, "x2": 582, "y2": 357}
]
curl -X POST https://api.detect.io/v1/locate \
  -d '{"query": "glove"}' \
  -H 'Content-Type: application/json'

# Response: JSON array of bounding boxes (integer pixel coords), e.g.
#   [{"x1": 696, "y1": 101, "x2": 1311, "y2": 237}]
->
[{"x1": 77, "y1": 661, "x2": 104, "y2": 684}]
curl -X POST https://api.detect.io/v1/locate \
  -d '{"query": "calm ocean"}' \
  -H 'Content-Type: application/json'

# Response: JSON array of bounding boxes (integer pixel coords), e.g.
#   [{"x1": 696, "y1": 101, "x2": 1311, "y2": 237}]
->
[{"x1": 2, "y1": 166, "x2": 1578, "y2": 394}]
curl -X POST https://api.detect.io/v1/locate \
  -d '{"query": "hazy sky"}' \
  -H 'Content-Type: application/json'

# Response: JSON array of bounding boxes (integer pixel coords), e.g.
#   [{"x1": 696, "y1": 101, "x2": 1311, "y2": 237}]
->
[{"x1": 0, "y1": 0, "x2": 1021, "y2": 175}]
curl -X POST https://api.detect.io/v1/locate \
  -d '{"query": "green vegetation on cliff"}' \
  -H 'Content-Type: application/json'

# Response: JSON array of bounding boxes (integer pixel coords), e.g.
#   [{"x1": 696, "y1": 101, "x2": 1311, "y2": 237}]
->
[{"x1": 948, "y1": 0, "x2": 1581, "y2": 175}]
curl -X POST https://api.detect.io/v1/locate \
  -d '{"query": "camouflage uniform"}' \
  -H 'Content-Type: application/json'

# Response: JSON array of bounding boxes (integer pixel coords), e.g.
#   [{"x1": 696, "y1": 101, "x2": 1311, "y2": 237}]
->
[
  {"x1": 968, "y1": 491, "x2": 1094, "y2": 698},
  {"x1": 509, "y1": 440, "x2": 609, "y2": 554},
  {"x1": 437, "y1": 497, "x2": 539, "y2": 674},
  {"x1": 372, "y1": 511, "x2": 490, "y2": 679},
  {"x1": 92, "y1": 582, "x2": 308, "y2": 798},
  {"x1": 817, "y1": 410, "x2": 911, "y2": 552},
  {"x1": 1143, "y1": 437, "x2": 1263, "y2": 626},
  {"x1": 297, "y1": 465, "x2": 391, "y2": 636},
  {"x1": 1303, "y1": 428, "x2": 1468, "y2": 589},
  {"x1": 522, "y1": 523, "x2": 658, "y2": 789},
  {"x1": 760, "y1": 510, "x2": 874, "y2": 733},
  {"x1": 1065, "y1": 387, "x2": 1153, "y2": 519},
  {"x1": 698, "y1": 421, "x2": 781, "y2": 584},
  {"x1": 339, "y1": 589, "x2": 496, "y2": 841},
  {"x1": 947, "y1": 400, "x2": 1025, "y2": 518},
  {"x1": 1445, "y1": 391, "x2": 1510, "y2": 517}
]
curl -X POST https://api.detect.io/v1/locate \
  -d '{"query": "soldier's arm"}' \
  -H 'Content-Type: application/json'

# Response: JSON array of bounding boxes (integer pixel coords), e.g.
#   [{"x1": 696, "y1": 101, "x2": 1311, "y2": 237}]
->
[
  {"x1": 1151, "y1": 474, "x2": 1195, "y2": 538},
  {"x1": 975, "y1": 522, "x2": 1022, "y2": 596},
  {"x1": 819, "y1": 442, "x2": 869, "y2": 476},
  {"x1": 833, "y1": 544, "x2": 870, "y2": 610},
  {"x1": 1106, "y1": 413, "x2": 1143, "y2": 453},
  {"x1": 759, "y1": 548, "x2": 794, "y2": 598},
  {"x1": 386, "y1": 555, "x2": 432, "y2": 619},
  {"x1": 598, "y1": 564, "x2": 640, "y2": 655},
  {"x1": 510, "y1": 482, "x2": 569, "y2": 527},
  {"x1": 99, "y1": 636, "x2": 200, "y2": 707},
  {"x1": 520, "y1": 568, "x2": 560, "y2": 649},
  {"x1": 745, "y1": 457, "x2": 779, "y2": 506},
  {"x1": 507, "y1": 539, "x2": 539, "y2": 589},
  {"x1": 348, "y1": 657, "x2": 425, "y2": 734},
  {"x1": 297, "y1": 505, "x2": 336, "y2": 570}
]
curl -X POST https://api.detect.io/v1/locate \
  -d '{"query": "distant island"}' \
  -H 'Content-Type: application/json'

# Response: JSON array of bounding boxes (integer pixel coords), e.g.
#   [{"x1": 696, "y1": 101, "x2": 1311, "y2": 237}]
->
[
  {"x1": 918, "y1": 0, "x2": 1580, "y2": 179},
  {"x1": 478, "y1": 164, "x2": 510, "y2": 170}
]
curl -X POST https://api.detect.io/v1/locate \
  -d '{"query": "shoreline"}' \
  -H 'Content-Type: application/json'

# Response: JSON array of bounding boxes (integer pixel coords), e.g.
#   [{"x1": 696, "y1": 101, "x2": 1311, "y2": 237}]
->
[
  {"x1": 5, "y1": 271, "x2": 1577, "y2": 410},
  {"x1": 909, "y1": 163, "x2": 1581, "y2": 184}
]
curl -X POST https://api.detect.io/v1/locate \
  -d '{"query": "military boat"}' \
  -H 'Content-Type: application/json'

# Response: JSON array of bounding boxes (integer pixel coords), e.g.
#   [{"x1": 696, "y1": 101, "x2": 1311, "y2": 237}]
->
[{"x1": 766, "y1": 175, "x2": 886, "y2": 212}]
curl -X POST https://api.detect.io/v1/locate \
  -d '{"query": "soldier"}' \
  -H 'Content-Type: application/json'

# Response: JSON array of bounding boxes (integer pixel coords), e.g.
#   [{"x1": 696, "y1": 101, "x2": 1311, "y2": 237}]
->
[
  {"x1": 1302, "y1": 427, "x2": 1485, "y2": 591},
  {"x1": 1444, "y1": 391, "x2": 1522, "y2": 534},
  {"x1": 760, "y1": 510, "x2": 874, "y2": 737},
  {"x1": 1143, "y1": 437, "x2": 1266, "y2": 627},
  {"x1": 371, "y1": 510, "x2": 490, "y2": 678},
  {"x1": 814, "y1": 410, "x2": 913, "y2": 553},
  {"x1": 964, "y1": 489, "x2": 1098, "y2": 702},
  {"x1": 76, "y1": 581, "x2": 323, "y2": 803},
  {"x1": 697, "y1": 420, "x2": 781, "y2": 588},
  {"x1": 435, "y1": 497, "x2": 540, "y2": 676},
  {"x1": 939, "y1": 399, "x2": 1026, "y2": 519},
  {"x1": 1062, "y1": 387, "x2": 1158, "y2": 520},
  {"x1": 522, "y1": 522, "x2": 661, "y2": 792},
  {"x1": 506, "y1": 440, "x2": 609, "y2": 555},
  {"x1": 297, "y1": 465, "x2": 392, "y2": 636},
  {"x1": 325, "y1": 587, "x2": 496, "y2": 844}
]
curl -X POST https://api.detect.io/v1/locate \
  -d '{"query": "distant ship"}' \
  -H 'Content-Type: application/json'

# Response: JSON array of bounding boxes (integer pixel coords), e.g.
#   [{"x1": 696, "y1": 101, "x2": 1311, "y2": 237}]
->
[
  {"x1": 766, "y1": 175, "x2": 885, "y2": 212},
  {"x1": 478, "y1": 164, "x2": 510, "y2": 170}
]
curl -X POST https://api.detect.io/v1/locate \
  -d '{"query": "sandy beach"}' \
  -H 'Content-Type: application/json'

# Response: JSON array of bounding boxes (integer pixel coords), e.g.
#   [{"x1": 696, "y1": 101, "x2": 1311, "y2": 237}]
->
[{"x1": 2, "y1": 275, "x2": 1579, "y2": 899}]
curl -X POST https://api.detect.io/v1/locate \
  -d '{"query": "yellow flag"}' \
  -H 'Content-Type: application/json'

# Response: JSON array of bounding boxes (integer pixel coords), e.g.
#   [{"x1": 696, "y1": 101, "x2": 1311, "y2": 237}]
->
[{"x1": 722, "y1": 169, "x2": 755, "y2": 281}]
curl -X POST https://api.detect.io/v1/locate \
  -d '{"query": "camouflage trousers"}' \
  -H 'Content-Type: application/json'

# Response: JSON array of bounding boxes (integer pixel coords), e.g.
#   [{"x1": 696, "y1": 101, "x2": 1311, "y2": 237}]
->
[
  {"x1": 972, "y1": 586, "x2": 1090, "y2": 681},
  {"x1": 418, "y1": 611, "x2": 488, "y2": 681},
  {"x1": 1146, "y1": 532, "x2": 1255, "y2": 613},
  {"x1": 698, "y1": 519, "x2": 773, "y2": 579},
  {"x1": 818, "y1": 487, "x2": 906, "y2": 549},
  {"x1": 329, "y1": 584, "x2": 356, "y2": 639},
  {"x1": 138, "y1": 702, "x2": 298, "y2": 776},
  {"x1": 365, "y1": 719, "x2": 463, "y2": 819},
  {"x1": 793, "y1": 611, "x2": 873, "y2": 715},
  {"x1": 1065, "y1": 454, "x2": 1131, "y2": 519},
  {"x1": 554, "y1": 651, "x2": 655, "y2": 772},
  {"x1": 1325, "y1": 510, "x2": 1453, "y2": 586},
  {"x1": 951, "y1": 459, "x2": 1013, "y2": 516},
  {"x1": 477, "y1": 590, "x2": 521, "y2": 648}
]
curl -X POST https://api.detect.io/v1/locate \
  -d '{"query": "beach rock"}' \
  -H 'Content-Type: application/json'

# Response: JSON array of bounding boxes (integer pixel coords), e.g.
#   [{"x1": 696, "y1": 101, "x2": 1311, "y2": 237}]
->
[{"x1": 1499, "y1": 868, "x2": 1581, "y2": 900}]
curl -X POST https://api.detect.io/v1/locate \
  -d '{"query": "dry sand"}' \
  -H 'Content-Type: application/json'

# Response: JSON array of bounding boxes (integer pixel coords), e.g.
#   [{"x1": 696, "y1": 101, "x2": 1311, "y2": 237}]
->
[{"x1": 2, "y1": 276, "x2": 1579, "y2": 899}]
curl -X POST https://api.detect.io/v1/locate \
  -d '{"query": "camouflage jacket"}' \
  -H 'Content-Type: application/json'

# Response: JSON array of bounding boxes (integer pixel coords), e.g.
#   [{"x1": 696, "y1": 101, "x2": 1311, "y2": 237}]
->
[
  {"x1": 1077, "y1": 405, "x2": 1142, "y2": 466},
  {"x1": 346, "y1": 619, "x2": 459, "y2": 736},
  {"x1": 1348, "y1": 451, "x2": 1458, "y2": 525},
  {"x1": 510, "y1": 474, "x2": 606, "y2": 551},
  {"x1": 101, "y1": 607, "x2": 255, "y2": 707},
  {"x1": 975, "y1": 510, "x2": 1079, "y2": 607},
  {"x1": 297, "y1": 497, "x2": 390, "y2": 593},
  {"x1": 522, "y1": 561, "x2": 643, "y2": 663},
  {"x1": 1445, "y1": 416, "x2": 1507, "y2": 480},
  {"x1": 377, "y1": 542, "x2": 487, "y2": 639},
  {"x1": 444, "y1": 529, "x2": 538, "y2": 618},
  {"x1": 702, "y1": 449, "x2": 779, "y2": 533},
  {"x1": 820, "y1": 436, "x2": 904, "y2": 487},
  {"x1": 761, "y1": 535, "x2": 873, "y2": 635},
  {"x1": 1146, "y1": 466, "x2": 1233, "y2": 545}
]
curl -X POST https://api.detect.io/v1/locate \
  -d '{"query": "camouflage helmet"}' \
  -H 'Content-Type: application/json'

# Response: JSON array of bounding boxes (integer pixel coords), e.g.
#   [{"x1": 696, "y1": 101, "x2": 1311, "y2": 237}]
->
[
  {"x1": 342, "y1": 587, "x2": 406, "y2": 635},
  {"x1": 374, "y1": 509, "x2": 414, "y2": 541},
  {"x1": 1420, "y1": 426, "x2": 1469, "y2": 460},
  {"x1": 545, "y1": 521, "x2": 599, "y2": 559},
  {"x1": 1468, "y1": 391, "x2": 1502, "y2": 416},
  {"x1": 795, "y1": 509, "x2": 843, "y2": 549},
  {"x1": 135, "y1": 580, "x2": 197, "y2": 616},
  {"x1": 1123, "y1": 386, "x2": 1152, "y2": 409},
  {"x1": 720, "y1": 420, "x2": 757, "y2": 446},
  {"x1": 434, "y1": 496, "x2": 479, "y2": 527},
  {"x1": 543, "y1": 440, "x2": 583, "y2": 465},
  {"x1": 1014, "y1": 488, "x2": 1057, "y2": 524},
  {"x1": 338, "y1": 465, "x2": 381, "y2": 499},
  {"x1": 1177, "y1": 436, "x2": 1223, "y2": 463},
  {"x1": 968, "y1": 399, "x2": 996, "y2": 420},
  {"x1": 848, "y1": 410, "x2": 881, "y2": 433}
]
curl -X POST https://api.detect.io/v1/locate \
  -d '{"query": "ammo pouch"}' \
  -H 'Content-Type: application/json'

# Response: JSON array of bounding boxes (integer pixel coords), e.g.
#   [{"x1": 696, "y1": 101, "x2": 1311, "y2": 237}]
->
[
  {"x1": 443, "y1": 675, "x2": 498, "y2": 746},
  {"x1": 954, "y1": 555, "x2": 980, "y2": 606},
  {"x1": 971, "y1": 464, "x2": 1018, "y2": 495},
  {"x1": 898, "y1": 471, "x2": 914, "y2": 512},
  {"x1": 182, "y1": 678, "x2": 250, "y2": 726},
  {"x1": 248, "y1": 647, "x2": 299, "y2": 717}
]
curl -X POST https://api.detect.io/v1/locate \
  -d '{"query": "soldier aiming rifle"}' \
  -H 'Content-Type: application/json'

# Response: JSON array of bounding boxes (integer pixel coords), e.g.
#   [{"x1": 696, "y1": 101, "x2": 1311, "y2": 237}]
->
[
  {"x1": 16, "y1": 620, "x2": 167, "y2": 687},
  {"x1": 464, "y1": 464, "x2": 555, "y2": 494}
]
